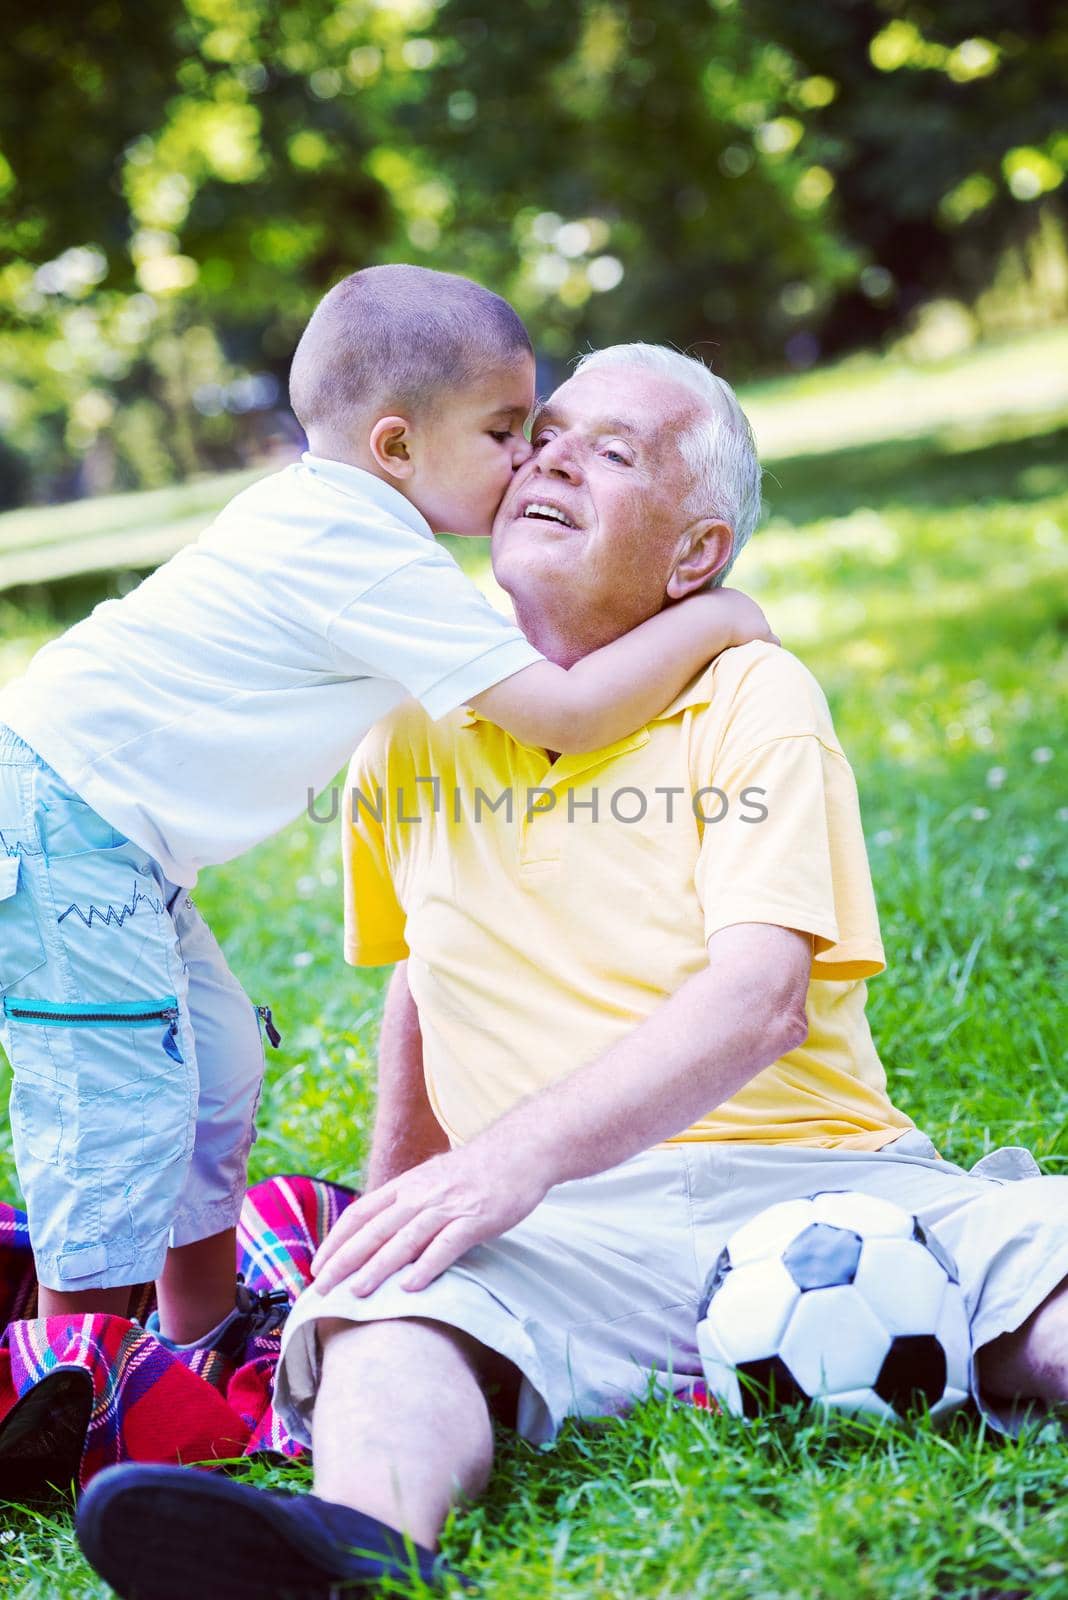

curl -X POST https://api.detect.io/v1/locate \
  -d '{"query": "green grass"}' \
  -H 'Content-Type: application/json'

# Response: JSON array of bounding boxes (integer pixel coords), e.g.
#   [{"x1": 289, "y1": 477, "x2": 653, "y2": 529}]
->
[
  {"x1": 0, "y1": 339, "x2": 1066, "y2": 1596},
  {"x1": 743, "y1": 323, "x2": 1068, "y2": 459},
  {"x1": 0, "y1": 470, "x2": 266, "y2": 592}
]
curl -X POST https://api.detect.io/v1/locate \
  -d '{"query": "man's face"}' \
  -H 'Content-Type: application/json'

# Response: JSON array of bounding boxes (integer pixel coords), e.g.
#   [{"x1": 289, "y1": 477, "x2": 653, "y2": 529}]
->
[
  {"x1": 491, "y1": 365, "x2": 706, "y2": 638},
  {"x1": 414, "y1": 354, "x2": 535, "y2": 538}
]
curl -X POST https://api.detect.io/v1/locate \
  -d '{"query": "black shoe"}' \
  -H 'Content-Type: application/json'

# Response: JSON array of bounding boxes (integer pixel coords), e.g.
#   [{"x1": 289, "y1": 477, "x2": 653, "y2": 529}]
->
[
  {"x1": 0, "y1": 1368, "x2": 94, "y2": 1505},
  {"x1": 143, "y1": 1279, "x2": 291, "y2": 1362},
  {"x1": 76, "y1": 1463, "x2": 471, "y2": 1600},
  {"x1": 211, "y1": 1278, "x2": 292, "y2": 1361}
]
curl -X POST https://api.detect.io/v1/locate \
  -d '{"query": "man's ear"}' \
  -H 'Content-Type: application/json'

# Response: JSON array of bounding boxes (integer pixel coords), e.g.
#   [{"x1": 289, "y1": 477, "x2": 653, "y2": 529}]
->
[
  {"x1": 369, "y1": 416, "x2": 415, "y2": 481},
  {"x1": 666, "y1": 519, "x2": 733, "y2": 600}
]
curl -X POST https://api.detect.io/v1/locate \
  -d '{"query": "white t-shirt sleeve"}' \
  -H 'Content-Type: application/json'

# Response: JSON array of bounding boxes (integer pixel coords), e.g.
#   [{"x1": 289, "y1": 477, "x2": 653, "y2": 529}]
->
[{"x1": 326, "y1": 551, "x2": 544, "y2": 721}]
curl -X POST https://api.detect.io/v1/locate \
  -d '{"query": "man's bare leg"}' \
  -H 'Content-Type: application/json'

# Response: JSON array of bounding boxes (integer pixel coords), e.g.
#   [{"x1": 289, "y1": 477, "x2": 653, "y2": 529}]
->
[
  {"x1": 978, "y1": 1276, "x2": 1068, "y2": 1405},
  {"x1": 312, "y1": 1317, "x2": 495, "y2": 1552}
]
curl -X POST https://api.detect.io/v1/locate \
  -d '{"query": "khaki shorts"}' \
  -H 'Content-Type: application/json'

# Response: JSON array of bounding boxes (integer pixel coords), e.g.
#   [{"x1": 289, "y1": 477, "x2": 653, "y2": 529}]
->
[{"x1": 275, "y1": 1131, "x2": 1068, "y2": 1446}]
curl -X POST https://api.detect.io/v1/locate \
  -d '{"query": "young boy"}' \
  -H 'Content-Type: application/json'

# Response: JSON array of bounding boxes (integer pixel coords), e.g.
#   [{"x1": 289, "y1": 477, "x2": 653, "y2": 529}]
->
[{"x1": 0, "y1": 264, "x2": 772, "y2": 1352}]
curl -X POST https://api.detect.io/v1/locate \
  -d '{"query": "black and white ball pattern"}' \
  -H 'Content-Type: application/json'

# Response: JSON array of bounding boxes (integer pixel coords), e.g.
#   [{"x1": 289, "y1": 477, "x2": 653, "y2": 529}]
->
[{"x1": 697, "y1": 1190, "x2": 972, "y2": 1422}]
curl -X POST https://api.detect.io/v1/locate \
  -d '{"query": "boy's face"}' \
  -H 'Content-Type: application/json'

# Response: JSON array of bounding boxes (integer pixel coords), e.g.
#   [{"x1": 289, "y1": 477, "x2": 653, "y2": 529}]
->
[{"x1": 413, "y1": 354, "x2": 536, "y2": 537}]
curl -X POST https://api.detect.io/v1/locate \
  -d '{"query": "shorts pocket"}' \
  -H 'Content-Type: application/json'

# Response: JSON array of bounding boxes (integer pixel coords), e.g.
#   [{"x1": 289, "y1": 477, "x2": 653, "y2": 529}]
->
[
  {"x1": 35, "y1": 767, "x2": 125, "y2": 859},
  {"x1": 10, "y1": 1067, "x2": 64, "y2": 1164},
  {"x1": 0, "y1": 854, "x2": 47, "y2": 992},
  {"x1": 3, "y1": 996, "x2": 193, "y2": 1173},
  {"x1": 43, "y1": 840, "x2": 170, "y2": 963}
]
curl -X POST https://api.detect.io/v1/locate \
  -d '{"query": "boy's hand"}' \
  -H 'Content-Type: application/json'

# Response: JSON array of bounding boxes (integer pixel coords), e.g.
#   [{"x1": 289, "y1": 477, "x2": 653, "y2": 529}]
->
[{"x1": 703, "y1": 587, "x2": 780, "y2": 648}]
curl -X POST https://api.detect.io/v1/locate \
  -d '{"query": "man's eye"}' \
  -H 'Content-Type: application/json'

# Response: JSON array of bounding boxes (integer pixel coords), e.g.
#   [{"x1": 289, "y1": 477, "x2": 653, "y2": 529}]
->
[
  {"x1": 531, "y1": 433, "x2": 551, "y2": 450},
  {"x1": 603, "y1": 448, "x2": 631, "y2": 465}
]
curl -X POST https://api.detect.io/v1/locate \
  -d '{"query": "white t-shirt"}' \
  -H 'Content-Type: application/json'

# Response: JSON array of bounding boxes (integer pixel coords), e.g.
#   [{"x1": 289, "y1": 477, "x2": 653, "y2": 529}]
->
[{"x1": 0, "y1": 455, "x2": 542, "y2": 885}]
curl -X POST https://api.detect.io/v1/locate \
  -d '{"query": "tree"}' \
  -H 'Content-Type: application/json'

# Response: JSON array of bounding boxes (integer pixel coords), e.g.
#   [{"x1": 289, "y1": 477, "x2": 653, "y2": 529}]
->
[{"x1": 0, "y1": 0, "x2": 1063, "y2": 502}]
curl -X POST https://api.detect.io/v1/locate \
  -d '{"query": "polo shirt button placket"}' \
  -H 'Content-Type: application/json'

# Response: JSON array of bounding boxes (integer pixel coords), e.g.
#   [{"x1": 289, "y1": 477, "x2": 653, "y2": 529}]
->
[{"x1": 518, "y1": 788, "x2": 562, "y2": 870}]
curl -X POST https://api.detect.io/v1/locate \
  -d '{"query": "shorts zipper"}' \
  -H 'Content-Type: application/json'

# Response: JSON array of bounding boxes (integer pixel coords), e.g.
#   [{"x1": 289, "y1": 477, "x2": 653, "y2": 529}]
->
[
  {"x1": 4, "y1": 997, "x2": 183, "y2": 1063},
  {"x1": 255, "y1": 1004, "x2": 282, "y2": 1049}
]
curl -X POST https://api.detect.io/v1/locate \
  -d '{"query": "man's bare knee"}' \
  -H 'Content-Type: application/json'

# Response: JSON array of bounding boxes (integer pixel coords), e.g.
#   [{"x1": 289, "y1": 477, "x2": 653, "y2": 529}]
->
[
  {"x1": 319, "y1": 1315, "x2": 484, "y2": 1379},
  {"x1": 311, "y1": 1316, "x2": 496, "y2": 1545},
  {"x1": 317, "y1": 1315, "x2": 519, "y2": 1425}
]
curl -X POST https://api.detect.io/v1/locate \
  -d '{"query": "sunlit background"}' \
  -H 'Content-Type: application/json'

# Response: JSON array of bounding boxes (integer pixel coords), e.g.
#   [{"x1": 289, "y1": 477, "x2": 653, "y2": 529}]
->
[
  {"x1": 2, "y1": 0, "x2": 1065, "y2": 1208},
  {"x1": 1, "y1": 8, "x2": 1067, "y2": 1592},
  {"x1": 1, "y1": 0, "x2": 1065, "y2": 1128},
  {"x1": 0, "y1": 0, "x2": 1065, "y2": 512}
]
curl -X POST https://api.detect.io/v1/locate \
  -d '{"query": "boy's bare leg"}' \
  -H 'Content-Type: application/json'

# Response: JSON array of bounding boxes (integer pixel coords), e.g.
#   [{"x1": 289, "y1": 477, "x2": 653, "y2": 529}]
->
[
  {"x1": 312, "y1": 1317, "x2": 495, "y2": 1552},
  {"x1": 154, "y1": 1226, "x2": 238, "y2": 1344},
  {"x1": 37, "y1": 1229, "x2": 237, "y2": 1339},
  {"x1": 38, "y1": 1285, "x2": 132, "y2": 1318}
]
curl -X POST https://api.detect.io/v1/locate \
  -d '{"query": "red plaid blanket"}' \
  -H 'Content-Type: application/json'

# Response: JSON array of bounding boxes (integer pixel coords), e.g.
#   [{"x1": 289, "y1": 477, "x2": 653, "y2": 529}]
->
[
  {"x1": 0, "y1": 1174, "x2": 354, "y2": 1496},
  {"x1": 0, "y1": 1173, "x2": 717, "y2": 1500}
]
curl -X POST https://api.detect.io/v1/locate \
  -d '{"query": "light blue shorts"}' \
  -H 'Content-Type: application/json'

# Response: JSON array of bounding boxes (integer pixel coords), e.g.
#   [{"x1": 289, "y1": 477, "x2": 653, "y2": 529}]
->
[{"x1": 0, "y1": 726, "x2": 267, "y2": 1290}]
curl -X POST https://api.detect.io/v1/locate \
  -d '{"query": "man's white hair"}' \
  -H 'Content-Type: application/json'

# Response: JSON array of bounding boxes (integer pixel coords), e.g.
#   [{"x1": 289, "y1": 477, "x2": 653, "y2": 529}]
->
[{"x1": 573, "y1": 343, "x2": 762, "y2": 583}]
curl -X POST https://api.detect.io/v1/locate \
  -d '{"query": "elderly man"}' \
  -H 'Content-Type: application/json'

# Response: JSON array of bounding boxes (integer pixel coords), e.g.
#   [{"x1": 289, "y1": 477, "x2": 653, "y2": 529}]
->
[{"x1": 78, "y1": 346, "x2": 1068, "y2": 1600}]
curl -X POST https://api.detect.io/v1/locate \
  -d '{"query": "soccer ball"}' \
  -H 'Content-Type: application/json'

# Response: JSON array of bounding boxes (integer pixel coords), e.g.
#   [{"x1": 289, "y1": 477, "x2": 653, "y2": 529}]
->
[{"x1": 697, "y1": 1190, "x2": 972, "y2": 1423}]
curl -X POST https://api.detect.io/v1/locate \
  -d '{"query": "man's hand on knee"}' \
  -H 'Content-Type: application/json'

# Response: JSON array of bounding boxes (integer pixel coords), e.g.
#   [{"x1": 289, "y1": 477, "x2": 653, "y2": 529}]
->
[{"x1": 311, "y1": 1143, "x2": 550, "y2": 1297}]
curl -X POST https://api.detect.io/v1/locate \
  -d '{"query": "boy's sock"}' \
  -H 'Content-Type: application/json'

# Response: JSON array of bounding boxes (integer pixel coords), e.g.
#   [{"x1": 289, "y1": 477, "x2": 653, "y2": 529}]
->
[{"x1": 144, "y1": 1307, "x2": 236, "y2": 1352}]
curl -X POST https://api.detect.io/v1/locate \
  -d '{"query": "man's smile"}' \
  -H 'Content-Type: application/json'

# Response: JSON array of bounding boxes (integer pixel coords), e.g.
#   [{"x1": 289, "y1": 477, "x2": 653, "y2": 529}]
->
[{"x1": 513, "y1": 491, "x2": 582, "y2": 530}]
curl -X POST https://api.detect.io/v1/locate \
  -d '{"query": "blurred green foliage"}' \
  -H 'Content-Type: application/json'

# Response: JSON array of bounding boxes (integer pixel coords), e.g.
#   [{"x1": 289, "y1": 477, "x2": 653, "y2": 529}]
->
[{"x1": 0, "y1": 0, "x2": 1065, "y2": 503}]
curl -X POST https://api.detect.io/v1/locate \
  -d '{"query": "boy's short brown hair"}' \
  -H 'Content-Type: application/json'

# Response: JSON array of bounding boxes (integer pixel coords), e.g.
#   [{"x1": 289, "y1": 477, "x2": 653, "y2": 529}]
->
[{"x1": 290, "y1": 264, "x2": 531, "y2": 444}]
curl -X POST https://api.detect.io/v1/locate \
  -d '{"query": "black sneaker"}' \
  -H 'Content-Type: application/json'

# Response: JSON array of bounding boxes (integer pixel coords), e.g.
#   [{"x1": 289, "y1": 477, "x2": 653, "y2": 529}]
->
[
  {"x1": 0, "y1": 1368, "x2": 94, "y2": 1505},
  {"x1": 144, "y1": 1279, "x2": 291, "y2": 1362},
  {"x1": 76, "y1": 1463, "x2": 473, "y2": 1600},
  {"x1": 211, "y1": 1278, "x2": 292, "y2": 1361}
]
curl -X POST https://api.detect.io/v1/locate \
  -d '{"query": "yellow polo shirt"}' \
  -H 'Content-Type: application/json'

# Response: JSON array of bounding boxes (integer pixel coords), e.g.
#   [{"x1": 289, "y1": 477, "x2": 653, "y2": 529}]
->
[{"x1": 343, "y1": 641, "x2": 913, "y2": 1152}]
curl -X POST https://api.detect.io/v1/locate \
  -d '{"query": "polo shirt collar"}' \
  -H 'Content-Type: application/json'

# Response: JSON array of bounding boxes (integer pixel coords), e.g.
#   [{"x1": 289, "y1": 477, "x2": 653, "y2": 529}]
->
[
  {"x1": 460, "y1": 660, "x2": 719, "y2": 733},
  {"x1": 459, "y1": 660, "x2": 718, "y2": 789},
  {"x1": 658, "y1": 661, "x2": 718, "y2": 719},
  {"x1": 301, "y1": 452, "x2": 435, "y2": 542}
]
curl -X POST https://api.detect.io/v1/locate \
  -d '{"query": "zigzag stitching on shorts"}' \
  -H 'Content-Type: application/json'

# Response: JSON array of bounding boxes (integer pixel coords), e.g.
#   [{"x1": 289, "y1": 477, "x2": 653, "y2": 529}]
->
[{"x1": 57, "y1": 882, "x2": 164, "y2": 930}]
